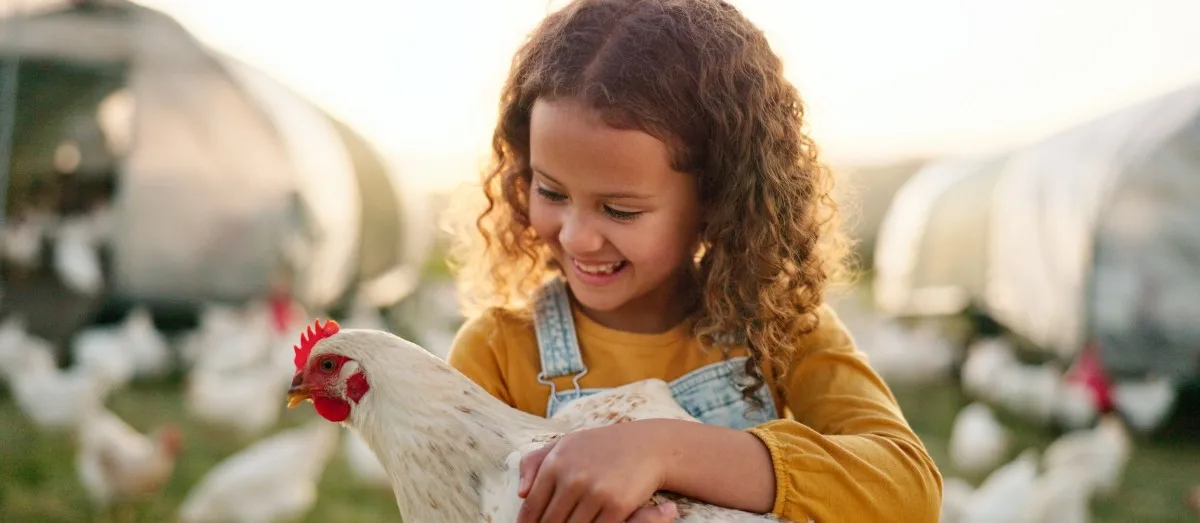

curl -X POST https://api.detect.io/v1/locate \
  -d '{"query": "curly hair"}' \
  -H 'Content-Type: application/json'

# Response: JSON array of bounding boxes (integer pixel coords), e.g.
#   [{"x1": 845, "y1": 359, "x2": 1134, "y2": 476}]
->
[{"x1": 447, "y1": 0, "x2": 854, "y2": 405}]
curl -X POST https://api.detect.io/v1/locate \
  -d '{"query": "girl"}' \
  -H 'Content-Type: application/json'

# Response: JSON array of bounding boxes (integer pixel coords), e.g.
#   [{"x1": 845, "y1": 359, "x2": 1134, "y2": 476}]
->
[{"x1": 445, "y1": 0, "x2": 943, "y2": 521}]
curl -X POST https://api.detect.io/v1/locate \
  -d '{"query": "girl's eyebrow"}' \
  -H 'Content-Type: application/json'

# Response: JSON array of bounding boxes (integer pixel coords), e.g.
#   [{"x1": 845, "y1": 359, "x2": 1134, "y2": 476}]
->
[{"x1": 531, "y1": 167, "x2": 653, "y2": 200}]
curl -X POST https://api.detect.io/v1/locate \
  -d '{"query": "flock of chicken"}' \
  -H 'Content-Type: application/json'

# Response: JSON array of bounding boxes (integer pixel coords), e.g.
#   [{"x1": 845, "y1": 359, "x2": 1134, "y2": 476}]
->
[
  {"x1": 834, "y1": 298, "x2": 1194, "y2": 523},
  {"x1": 1, "y1": 199, "x2": 113, "y2": 297},
  {"x1": 0, "y1": 294, "x2": 410, "y2": 522}
]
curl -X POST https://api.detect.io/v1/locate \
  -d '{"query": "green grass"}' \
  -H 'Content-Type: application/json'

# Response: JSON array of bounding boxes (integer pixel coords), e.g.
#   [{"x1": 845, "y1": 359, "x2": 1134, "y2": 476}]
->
[
  {"x1": 893, "y1": 381, "x2": 1200, "y2": 523},
  {"x1": 0, "y1": 380, "x2": 400, "y2": 523}
]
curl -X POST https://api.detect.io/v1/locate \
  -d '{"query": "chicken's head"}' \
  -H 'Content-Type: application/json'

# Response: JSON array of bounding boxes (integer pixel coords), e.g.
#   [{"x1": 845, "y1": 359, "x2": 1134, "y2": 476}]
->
[
  {"x1": 286, "y1": 318, "x2": 370, "y2": 423},
  {"x1": 157, "y1": 424, "x2": 183, "y2": 456}
]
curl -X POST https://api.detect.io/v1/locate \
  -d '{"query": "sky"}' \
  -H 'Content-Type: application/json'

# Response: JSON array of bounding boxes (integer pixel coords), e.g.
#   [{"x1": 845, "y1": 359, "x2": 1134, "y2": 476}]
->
[{"x1": 28, "y1": 0, "x2": 1200, "y2": 192}]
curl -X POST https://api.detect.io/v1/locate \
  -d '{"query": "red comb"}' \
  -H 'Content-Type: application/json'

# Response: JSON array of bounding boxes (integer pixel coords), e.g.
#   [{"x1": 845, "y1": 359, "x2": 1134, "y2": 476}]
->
[{"x1": 294, "y1": 318, "x2": 341, "y2": 370}]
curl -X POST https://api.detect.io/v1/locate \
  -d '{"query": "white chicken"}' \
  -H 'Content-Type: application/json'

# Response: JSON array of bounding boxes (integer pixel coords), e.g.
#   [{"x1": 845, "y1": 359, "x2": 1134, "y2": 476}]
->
[
  {"x1": 76, "y1": 408, "x2": 182, "y2": 510},
  {"x1": 119, "y1": 307, "x2": 172, "y2": 378},
  {"x1": 1042, "y1": 414, "x2": 1132, "y2": 498},
  {"x1": 938, "y1": 477, "x2": 974, "y2": 523},
  {"x1": 990, "y1": 361, "x2": 1062, "y2": 425},
  {"x1": 0, "y1": 315, "x2": 57, "y2": 384},
  {"x1": 73, "y1": 307, "x2": 172, "y2": 387},
  {"x1": 1019, "y1": 465, "x2": 1091, "y2": 523},
  {"x1": 960, "y1": 337, "x2": 1020, "y2": 401},
  {"x1": 184, "y1": 300, "x2": 302, "y2": 438},
  {"x1": 10, "y1": 361, "x2": 112, "y2": 431},
  {"x1": 52, "y1": 214, "x2": 105, "y2": 295},
  {"x1": 955, "y1": 449, "x2": 1039, "y2": 523},
  {"x1": 841, "y1": 313, "x2": 957, "y2": 387},
  {"x1": 1111, "y1": 375, "x2": 1177, "y2": 433},
  {"x1": 550, "y1": 378, "x2": 699, "y2": 430},
  {"x1": 961, "y1": 337, "x2": 1100, "y2": 428},
  {"x1": 1, "y1": 207, "x2": 55, "y2": 272},
  {"x1": 183, "y1": 302, "x2": 278, "y2": 374},
  {"x1": 177, "y1": 302, "x2": 253, "y2": 369},
  {"x1": 177, "y1": 421, "x2": 340, "y2": 523},
  {"x1": 948, "y1": 402, "x2": 1010, "y2": 477},
  {"x1": 285, "y1": 320, "x2": 784, "y2": 523}
]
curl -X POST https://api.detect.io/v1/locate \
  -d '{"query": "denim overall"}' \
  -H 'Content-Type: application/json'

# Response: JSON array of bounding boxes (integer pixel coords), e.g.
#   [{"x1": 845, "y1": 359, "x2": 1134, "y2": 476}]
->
[{"x1": 533, "y1": 278, "x2": 779, "y2": 430}]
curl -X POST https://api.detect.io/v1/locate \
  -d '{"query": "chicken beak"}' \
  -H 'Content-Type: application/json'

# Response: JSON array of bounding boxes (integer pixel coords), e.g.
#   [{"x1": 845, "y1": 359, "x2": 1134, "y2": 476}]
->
[{"x1": 286, "y1": 374, "x2": 311, "y2": 409}]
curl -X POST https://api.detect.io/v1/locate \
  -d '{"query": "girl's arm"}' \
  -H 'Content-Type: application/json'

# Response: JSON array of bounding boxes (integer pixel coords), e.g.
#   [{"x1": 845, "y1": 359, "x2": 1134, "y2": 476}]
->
[
  {"x1": 652, "y1": 305, "x2": 943, "y2": 522},
  {"x1": 644, "y1": 419, "x2": 778, "y2": 513}
]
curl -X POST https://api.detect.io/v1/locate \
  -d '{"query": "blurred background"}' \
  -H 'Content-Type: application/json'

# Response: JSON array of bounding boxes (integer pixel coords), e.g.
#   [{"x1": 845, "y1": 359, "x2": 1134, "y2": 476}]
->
[{"x1": 1, "y1": 0, "x2": 1198, "y2": 521}]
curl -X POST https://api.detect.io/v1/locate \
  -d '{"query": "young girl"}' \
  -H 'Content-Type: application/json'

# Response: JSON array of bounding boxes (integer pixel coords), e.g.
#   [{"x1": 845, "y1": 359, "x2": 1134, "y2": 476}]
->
[{"x1": 445, "y1": 0, "x2": 943, "y2": 521}]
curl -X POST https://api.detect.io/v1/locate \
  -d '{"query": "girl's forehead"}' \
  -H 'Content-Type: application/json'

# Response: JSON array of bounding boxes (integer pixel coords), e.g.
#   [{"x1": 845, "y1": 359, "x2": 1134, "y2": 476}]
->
[{"x1": 530, "y1": 98, "x2": 687, "y2": 194}]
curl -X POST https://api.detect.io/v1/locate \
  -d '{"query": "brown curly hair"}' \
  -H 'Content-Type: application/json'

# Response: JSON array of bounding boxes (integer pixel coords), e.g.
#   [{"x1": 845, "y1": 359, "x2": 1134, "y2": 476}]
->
[{"x1": 447, "y1": 0, "x2": 854, "y2": 405}]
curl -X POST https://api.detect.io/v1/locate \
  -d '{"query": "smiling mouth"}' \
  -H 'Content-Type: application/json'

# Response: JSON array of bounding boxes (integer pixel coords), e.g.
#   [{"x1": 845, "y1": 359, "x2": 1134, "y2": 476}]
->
[{"x1": 572, "y1": 259, "x2": 627, "y2": 274}]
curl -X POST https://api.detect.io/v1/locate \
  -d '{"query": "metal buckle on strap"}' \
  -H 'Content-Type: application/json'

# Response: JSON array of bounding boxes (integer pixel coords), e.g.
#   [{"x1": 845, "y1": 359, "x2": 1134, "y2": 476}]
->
[{"x1": 537, "y1": 367, "x2": 588, "y2": 413}]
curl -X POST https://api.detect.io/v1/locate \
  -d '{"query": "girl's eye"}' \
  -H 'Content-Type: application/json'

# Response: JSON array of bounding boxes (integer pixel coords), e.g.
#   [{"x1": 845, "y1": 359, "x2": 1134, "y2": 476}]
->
[
  {"x1": 603, "y1": 206, "x2": 641, "y2": 221},
  {"x1": 535, "y1": 186, "x2": 566, "y2": 202},
  {"x1": 320, "y1": 358, "x2": 335, "y2": 372}
]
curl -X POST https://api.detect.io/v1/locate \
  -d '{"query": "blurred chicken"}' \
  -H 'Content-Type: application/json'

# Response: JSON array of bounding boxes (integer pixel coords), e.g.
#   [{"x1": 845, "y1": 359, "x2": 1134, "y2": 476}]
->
[
  {"x1": 859, "y1": 320, "x2": 958, "y2": 386},
  {"x1": 52, "y1": 214, "x2": 105, "y2": 295},
  {"x1": 956, "y1": 449, "x2": 1040, "y2": 523},
  {"x1": 177, "y1": 422, "x2": 340, "y2": 523},
  {"x1": 184, "y1": 298, "x2": 306, "y2": 438},
  {"x1": 961, "y1": 337, "x2": 1020, "y2": 400},
  {"x1": 0, "y1": 315, "x2": 57, "y2": 384},
  {"x1": 10, "y1": 361, "x2": 112, "y2": 431},
  {"x1": 990, "y1": 361, "x2": 1062, "y2": 425},
  {"x1": 1111, "y1": 375, "x2": 1177, "y2": 434},
  {"x1": 961, "y1": 337, "x2": 1103, "y2": 428},
  {"x1": 178, "y1": 302, "x2": 272, "y2": 372},
  {"x1": 939, "y1": 477, "x2": 973, "y2": 523},
  {"x1": 76, "y1": 408, "x2": 182, "y2": 510},
  {"x1": 73, "y1": 307, "x2": 172, "y2": 388},
  {"x1": 1, "y1": 206, "x2": 56, "y2": 272},
  {"x1": 1020, "y1": 465, "x2": 1091, "y2": 523},
  {"x1": 186, "y1": 358, "x2": 293, "y2": 439},
  {"x1": 949, "y1": 402, "x2": 1010, "y2": 477},
  {"x1": 1042, "y1": 414, "x2": 1132, "y2": 499}
]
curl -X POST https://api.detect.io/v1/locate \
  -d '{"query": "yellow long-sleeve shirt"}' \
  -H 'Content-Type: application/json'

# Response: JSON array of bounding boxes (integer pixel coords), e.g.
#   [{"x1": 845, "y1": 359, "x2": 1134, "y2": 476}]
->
[{"x1": 446, "y1": 301, "x2": 943, "y2": 522}]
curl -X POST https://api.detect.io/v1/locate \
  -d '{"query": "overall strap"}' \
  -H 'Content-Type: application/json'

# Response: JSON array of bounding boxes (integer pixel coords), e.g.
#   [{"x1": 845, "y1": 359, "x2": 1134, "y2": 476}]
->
[{"x1": 533, "y1": 277, "x2": 588, "y2": 384}]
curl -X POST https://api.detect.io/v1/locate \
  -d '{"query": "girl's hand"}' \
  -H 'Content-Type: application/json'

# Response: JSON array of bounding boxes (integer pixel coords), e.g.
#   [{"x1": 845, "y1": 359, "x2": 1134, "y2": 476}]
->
[{"x1": 517, "y1": 421, "x2": 677, "y2": 523}]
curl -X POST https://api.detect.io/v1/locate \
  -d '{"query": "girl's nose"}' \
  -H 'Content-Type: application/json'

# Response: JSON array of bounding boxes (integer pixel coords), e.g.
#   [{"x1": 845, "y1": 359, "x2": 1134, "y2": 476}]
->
[{"x1": 559, "y1": 210, "x2": 605, "y2": 255}]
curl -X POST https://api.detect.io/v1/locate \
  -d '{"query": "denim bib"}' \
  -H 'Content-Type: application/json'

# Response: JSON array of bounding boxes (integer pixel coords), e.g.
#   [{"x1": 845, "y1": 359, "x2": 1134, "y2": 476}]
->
[{"x1": 533, "y1": 278, "x2": 778, "y2": 430}]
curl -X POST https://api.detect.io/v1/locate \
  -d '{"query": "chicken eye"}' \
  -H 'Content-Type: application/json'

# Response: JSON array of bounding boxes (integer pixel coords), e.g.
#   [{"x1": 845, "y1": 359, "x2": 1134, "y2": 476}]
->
[{"x1": 319, "y1": 358, "x2": 335, "y2": 372}]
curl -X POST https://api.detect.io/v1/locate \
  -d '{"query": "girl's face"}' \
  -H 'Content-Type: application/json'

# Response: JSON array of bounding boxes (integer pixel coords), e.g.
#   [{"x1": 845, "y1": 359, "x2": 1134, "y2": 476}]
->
[{"x1": 528, "y1": 97, "x2": 702, "y2": 333}]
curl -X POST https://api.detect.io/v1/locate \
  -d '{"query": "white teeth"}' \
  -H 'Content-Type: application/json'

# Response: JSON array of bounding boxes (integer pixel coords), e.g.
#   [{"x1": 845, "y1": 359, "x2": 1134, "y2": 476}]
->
[{"x1": 574, "y1": 260, "x2": 623, "y2": 275}]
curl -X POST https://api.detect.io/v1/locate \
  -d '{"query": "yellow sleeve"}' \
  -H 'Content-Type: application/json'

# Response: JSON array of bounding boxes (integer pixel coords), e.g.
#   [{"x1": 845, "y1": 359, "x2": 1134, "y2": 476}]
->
[
  {"x1": 746, "y1": 305, "x2": 943, "y2": 522},
  {"x1": 445, "y1": 308, "x2": 516, "y2": 408}
]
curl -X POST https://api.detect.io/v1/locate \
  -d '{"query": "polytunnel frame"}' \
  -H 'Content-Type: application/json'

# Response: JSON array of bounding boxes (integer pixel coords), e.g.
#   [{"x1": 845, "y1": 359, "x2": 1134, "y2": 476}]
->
[{"x1": 984, "y1": 82, "x2": 1200, "y2": 367}]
